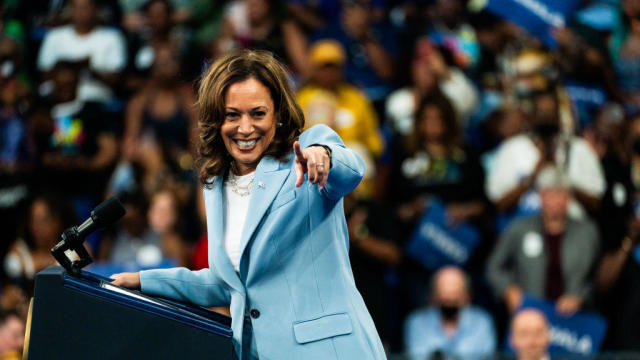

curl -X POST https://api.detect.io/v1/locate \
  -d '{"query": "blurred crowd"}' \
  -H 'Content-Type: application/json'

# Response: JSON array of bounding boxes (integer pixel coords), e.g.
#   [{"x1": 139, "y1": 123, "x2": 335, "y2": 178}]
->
[{"x1": 2, "y1": 0, "x2": 640, "y2": 358}]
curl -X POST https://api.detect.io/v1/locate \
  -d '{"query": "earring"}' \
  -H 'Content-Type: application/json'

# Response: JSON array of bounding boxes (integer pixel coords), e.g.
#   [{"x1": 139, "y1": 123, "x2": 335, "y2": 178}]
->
[{"x1": 277, "y1": 122, "x2": 283, "y2": 127}]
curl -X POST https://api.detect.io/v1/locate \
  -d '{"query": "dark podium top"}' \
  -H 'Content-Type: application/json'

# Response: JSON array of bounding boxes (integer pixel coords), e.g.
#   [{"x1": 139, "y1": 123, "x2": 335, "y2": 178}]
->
[{"x1": 26, "y1": 266, "x2": 233, "y2": 359}]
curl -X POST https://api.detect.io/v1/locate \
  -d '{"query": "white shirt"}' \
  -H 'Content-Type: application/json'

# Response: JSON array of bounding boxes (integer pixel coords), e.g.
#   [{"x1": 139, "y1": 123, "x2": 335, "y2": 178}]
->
[
  {"x1": 222, "y1": 172, "x2": 254, "y2": 272},
  {"x1": 385, "y1": 68, "x2": 478, "y2": 135},
  {"x1": 486, "y1": 134, "x2": 605, "y2": 218},
  {"x1": 37, "y1": 25, "x2": 127, "y2": 102}
]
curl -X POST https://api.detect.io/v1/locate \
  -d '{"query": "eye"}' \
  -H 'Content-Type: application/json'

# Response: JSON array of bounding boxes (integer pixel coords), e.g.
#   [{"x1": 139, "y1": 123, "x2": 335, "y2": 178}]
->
[
  {"x1": 252, "y1": 111, "x2": 266, "y2": 118},
  {"x1": 225, "y1": 112, "x2": 239, "y2": 120}
]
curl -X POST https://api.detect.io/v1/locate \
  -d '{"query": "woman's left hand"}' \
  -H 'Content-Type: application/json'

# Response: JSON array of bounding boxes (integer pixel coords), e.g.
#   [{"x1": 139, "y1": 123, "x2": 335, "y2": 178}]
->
[{"x1": 293, "y1": 141, "x2": 331, "y2": 190}]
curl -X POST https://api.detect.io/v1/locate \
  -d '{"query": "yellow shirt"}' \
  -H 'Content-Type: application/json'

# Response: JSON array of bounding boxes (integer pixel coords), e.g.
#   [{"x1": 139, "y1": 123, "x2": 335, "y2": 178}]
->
[
  {"x1": 297, "y1": 83, "x2": 384, "y2": 198},
  {"x1": 298, "y1": 84, "x2": 383, "y2": 156}
]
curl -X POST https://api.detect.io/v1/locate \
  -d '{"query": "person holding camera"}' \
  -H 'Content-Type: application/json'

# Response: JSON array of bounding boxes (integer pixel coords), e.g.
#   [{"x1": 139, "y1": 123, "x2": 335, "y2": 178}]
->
[{"x1": 486, "y1": 90, "x2": 605, "y2": 224}]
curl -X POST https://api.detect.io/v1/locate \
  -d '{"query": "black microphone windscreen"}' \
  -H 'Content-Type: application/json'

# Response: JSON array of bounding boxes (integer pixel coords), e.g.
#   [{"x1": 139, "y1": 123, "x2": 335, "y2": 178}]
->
[{"x1": 91, "y1": 197, "x2": 126, "y2": 227}]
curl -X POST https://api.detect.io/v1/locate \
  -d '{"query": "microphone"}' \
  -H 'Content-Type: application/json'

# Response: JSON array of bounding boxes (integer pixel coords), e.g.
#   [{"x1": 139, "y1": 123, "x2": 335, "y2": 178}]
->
[
  {"x1": 51, "y1": 197, "x2": 126, "y2": 276},
  {"x1": 76, "y1": 197, "x2": 126, "y2": 238}
]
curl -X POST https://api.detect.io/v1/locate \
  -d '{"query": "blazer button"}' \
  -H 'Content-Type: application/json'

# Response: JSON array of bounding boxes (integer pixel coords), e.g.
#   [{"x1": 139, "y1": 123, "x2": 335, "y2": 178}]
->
[{"x1": 250, "y1": 309, "x2": 260, "y2": 319}]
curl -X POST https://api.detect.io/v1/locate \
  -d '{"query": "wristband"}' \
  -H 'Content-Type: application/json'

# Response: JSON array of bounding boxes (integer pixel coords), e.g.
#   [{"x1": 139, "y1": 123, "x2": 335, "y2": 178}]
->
[{"x1": 309, "y1": 144, "x2": 332, "y2": 168}]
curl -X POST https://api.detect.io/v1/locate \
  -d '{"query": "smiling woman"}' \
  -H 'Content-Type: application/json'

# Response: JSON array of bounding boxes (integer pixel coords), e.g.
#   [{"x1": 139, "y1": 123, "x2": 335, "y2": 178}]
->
[
  {"x1": 221, "y1": 79, "x2": 277, "y2": 176},
  {"x1": 110, "y1": 50, "x2": 386, "y2": 360},
  {"x1": 196, "y1": 50, "x2": 304, "y2": 184}
]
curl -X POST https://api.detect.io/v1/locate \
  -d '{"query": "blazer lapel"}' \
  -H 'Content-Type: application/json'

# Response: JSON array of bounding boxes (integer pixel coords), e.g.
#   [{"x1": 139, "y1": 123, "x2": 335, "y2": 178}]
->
[
  {"x1": 239, "y1": 156, "x2": 290, "y2": 262},
  {"x1": 204, "y1": 178, "x2": 244, "y2": 292}
]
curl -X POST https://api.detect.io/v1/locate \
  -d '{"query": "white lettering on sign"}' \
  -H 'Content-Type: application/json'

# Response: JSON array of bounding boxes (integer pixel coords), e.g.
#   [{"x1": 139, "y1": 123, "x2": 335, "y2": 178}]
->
[
  {"x1": 421, "y1": 223, "x2": 468, "y2": 263},
  {"x1": 550, "y1": 326, "x2": 593, "y2": 355},
  {"x1": 512, "y1": 0, "x2": 565, "y2": 27}
]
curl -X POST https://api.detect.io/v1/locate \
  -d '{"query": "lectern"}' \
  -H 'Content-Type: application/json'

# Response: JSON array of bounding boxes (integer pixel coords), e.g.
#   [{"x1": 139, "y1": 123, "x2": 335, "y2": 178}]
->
[{"x1": 25, "y1": 266, "x2": 233, "y2": 359}]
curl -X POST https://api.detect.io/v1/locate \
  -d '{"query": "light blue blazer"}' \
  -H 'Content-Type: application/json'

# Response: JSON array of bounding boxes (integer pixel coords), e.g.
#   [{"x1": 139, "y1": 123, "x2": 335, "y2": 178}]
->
[{"x1": 140, "y1": 125, "x2": 386, "y2": 360}]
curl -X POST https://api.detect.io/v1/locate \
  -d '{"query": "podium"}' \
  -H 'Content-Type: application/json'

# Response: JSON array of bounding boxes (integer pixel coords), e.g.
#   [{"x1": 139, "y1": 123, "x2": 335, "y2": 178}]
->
[{"x1": 25, "y1": 266, "x2": 233, "y2": 359}]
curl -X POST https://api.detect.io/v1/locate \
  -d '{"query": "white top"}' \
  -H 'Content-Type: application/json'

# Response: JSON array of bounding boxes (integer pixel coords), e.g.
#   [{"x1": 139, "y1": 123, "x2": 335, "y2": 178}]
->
[
  {"x1": 222, "y1": 171, "x2": 254, "y2": 272},
  {"x1": 37, "y1": 25, "x2": 127, "y2": 102},
  {"x1": 485, "y1": 134, "x2": 605, "y2": 218},
  {"x1": 385, "y1": 68, "x2": 478, "y2": 135}
]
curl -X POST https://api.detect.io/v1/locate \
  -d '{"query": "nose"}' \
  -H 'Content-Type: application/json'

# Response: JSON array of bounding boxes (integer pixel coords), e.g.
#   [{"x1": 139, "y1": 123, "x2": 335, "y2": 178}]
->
[{"x1": 238, "y1": 114, "x2": 254, "y2": 135}]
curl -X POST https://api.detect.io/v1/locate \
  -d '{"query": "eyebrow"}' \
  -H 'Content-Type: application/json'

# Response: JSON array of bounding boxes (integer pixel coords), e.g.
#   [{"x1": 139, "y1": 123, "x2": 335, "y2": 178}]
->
[{"x1": 225, "y1": 106, "x2": 269, "y2": 112}]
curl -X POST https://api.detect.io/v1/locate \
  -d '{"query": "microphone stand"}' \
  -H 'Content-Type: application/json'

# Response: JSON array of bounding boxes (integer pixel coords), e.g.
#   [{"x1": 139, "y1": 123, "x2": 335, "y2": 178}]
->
[
  {"x1": 50, "y1": 197, "x2": 125, "y2": 277},
  {"x1": 51, "y1": 227, "x2": 94, "y2": 277}
]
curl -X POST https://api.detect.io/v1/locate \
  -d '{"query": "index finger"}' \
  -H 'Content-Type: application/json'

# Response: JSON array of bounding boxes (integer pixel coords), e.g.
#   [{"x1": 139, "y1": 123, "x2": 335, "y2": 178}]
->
[{"x1": 293, "y1": 141, "x2": 305, "y2": 161}]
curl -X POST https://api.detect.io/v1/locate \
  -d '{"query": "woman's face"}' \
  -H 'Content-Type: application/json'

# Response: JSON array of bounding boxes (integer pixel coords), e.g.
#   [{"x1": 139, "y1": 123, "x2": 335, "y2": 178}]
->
[
  {"x1": 30, "y1": 199, "x2": 61, "y2": 249},
  {"x1": 420, "y1": 104, "x2": 446, "y2": 143},
  {"x1": 221, "y1": 78, "x2": 277, "y2": 175},
  {"x1": 148, "y1": 191, "x2": 177, "y2": 235},
  {"x1": 247, "y1": 0, "x2": 270, "y2": 23}
]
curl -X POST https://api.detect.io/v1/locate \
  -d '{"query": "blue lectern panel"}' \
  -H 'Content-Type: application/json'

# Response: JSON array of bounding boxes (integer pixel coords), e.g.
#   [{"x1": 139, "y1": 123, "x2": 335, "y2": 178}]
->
[{"x1": 64, "y1": 269, "x2": 231, "y2": 336}]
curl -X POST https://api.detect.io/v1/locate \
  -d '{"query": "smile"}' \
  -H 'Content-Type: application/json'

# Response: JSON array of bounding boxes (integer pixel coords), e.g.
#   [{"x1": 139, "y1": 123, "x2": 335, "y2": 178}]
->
[{"x1": 234, "y1": 139, "x2": 258, "y2": 149}]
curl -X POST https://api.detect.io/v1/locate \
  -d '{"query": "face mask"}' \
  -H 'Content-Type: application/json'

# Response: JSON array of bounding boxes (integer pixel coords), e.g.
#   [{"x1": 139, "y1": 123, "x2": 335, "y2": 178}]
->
[
  {"x1": 533, "y1": 122, "x2": 559, "y2": 139},
  {"x1": 439, "y1": 304, "x2": 460, "y2": 321}
]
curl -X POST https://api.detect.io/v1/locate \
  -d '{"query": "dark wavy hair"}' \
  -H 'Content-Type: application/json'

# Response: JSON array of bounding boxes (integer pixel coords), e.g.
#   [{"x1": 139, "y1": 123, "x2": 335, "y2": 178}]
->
[
  {"x1": 196, "y1": 50, "x2": 305, "y2": 186},
  {"x1": 409, "y1": 93, "x2": 460, "y2": 155}
]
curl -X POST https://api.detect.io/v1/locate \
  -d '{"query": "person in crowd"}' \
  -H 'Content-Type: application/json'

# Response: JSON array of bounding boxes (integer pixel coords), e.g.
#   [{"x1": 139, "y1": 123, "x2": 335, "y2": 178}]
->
[
  {"x1": 471, "y1": 11, "x2": 514, "y2": 91},
  {"x1": 609, "y1": 0, "x2": 640, "y2": 110},
  {"x1": 583, "y1": 104, "x2": 630, "y2": 246},
  {"x1": 99, "y1": 191, "x2": 150, "y2": 263},
  {"x1": 312, "y1": 0, "x2": 395, "y2": 105},
  {"x1": 122, "y1": 43, "x2": 197, "y2": 163},
  {"x1": 35, "y1": 61, "x2": 119, "y2": 207},
  {"x1": 385, "y1": 37, "x2": 479, "y2": 137},
  {"x1": 479, "y1": 107, "x2": 527, "y2": 171},
  {"x1": 36, "y1": 0, "x2": 127, "y2": 103},
  {"x1": 404, "y1": 266, "x2": 496, "y2": 360},
  {"x1": 597, "y1": 214, "x2": 640, "y2": 351},
  {"x1": 216, "y1": 0, "x2": 309, "y2": 76},
  {"x1": 424, "y1": 0, "x2": 480, "y2": 71},
  {"x1": 0, "y1": 310, "x2": 24, "y2": 360},
  {"x1": 487, "y1": 166, "x2": 599, "y2": 315},
  {"x1": 104, "y1": 188, "x2": 190, "y2": 267},
  {"x1": 145, "y1": 188, "x2": 190, "y2": 267},
  {"x1": 594, "y1": 112, "x2": 640, "y2": 350},
  {"x1": 124, "y1": 0, "x2": 192, "y2": 90},
  {"x1": 486, "y1": 89, "x2": 605, "y2": 223},
  {"x1": 4, "y1": 194, "x2": 75, "y2": 285},
  {"x1": 387, "y1": 93, "x2": 485, "y2": 230},
  {"x1": 120, "y1": 0, "x2": 192, "y2": 34},
  {"x1": 297, "y1": 39, "x2": 384, "y2": 198},
  {"x1": 0, "y1": 35, "x2": 31, "y2": 170},
  {"x1": 510, "y1": 308, "x2": 551, "y2": 360},
  {"x1": 345, "y1": 191, "x2": 402, "y2": 348},
  {"x1": 0, "y1": 34, "x2": 33, "y2": 249},
  {"x1": 382, "y1": 93, "x2": 487, "y2": 324},
  {"x1": 553, "y1": 26, "x2": 623, "y2": 128},
  {"x1": 111, "y1": 50, "x2": 386, "y2": 359}
]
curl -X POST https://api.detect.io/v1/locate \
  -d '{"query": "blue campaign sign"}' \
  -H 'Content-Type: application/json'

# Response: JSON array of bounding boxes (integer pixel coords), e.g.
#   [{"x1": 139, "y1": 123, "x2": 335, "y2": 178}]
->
[
  {"x1": 406, "y1": 199, "x2": 480, "y2": 270},
  {"x1": 506, "y1": 296, "x2": 608, "y2": 356},
  {"x1": 564, "y1": 81, "x2": 607, "y2": 128},
  {"x1": 485, "y1": 0, "x2": 582, "y2": 47}
]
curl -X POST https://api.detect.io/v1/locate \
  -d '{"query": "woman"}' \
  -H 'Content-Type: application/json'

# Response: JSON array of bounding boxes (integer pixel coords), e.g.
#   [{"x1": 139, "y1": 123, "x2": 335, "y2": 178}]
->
[
  {"x1": 215, "y1": 0, "x2": 309, "y2": 77},
  {"x1": 387, "y1": 94, "x2": 486, "y2": 313},
  {"x1": 122, "y1": 44, "x2": 198, "y2": 163},
  {"x1": 390, "y1": 93, "x2": 485, "y2": 225},
  {"x1": 111, "y1": 50, "x2": 386, "y2": 359},
  {"x1": 5, "y1": 195, "x2": 75, "y2": 285}
]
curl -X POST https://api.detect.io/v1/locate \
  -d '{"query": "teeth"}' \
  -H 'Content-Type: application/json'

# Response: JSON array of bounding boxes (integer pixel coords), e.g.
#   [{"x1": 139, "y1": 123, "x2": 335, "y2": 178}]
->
[{"x1": 237, "y1": 139, "x2": 256, "y2": 148}]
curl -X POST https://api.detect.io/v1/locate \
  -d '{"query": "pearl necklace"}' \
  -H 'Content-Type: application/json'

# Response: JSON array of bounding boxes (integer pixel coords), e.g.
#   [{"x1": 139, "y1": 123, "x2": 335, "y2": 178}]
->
[{"x1": 228, "y1": 172, "x2": 254, "y2": 197}]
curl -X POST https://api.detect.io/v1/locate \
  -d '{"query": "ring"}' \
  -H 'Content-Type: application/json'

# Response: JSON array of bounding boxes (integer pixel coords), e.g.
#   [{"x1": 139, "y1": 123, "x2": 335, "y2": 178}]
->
[{"x1": 315, "y1": 163, "x2": 324, "y2": 168}]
